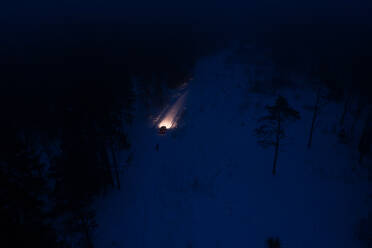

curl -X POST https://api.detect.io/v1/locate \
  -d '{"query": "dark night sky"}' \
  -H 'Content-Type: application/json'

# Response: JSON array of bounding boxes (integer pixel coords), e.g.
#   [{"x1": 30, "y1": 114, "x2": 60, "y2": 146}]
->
[
  {"x1": 1, "y1": 0, "x2": 371, "y2": 86},
  {"x1": 1, "y1": 0, "x2": 371, "y2": 25},
  {"x1": 1, "y1": 0, "x2": 371, "y2": 49}
]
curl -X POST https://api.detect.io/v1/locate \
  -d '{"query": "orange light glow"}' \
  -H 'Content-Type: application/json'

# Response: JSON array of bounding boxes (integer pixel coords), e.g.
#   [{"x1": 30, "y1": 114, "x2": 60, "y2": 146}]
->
[
  {"x1": 157, "y1": 92, "x2": 187, "y2": 130},
  {"x1": 158, "y1": 119, "x2": 173, "y2": 129}
]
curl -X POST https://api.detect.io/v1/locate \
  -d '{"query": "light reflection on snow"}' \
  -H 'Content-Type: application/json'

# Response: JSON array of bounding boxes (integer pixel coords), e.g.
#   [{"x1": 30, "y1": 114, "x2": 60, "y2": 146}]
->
[{"x1": 157, "y1": 92, "x2": 188, "y2": 129}]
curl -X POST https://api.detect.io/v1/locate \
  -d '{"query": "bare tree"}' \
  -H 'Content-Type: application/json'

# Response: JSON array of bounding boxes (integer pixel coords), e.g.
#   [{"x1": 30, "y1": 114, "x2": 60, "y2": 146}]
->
[
  {"x1": 110, "y1": 146, "x2": 121, "y2": 190},
  {"x1": 307, "y1": 87, "x2": 328, "y2": 149},
  {"x1": 255, "y1": 96, "x2": 300, "y2": 175},
  {"x1": 339, "y1": 92, "x2": 353, "y2": 127},
  {"x1": 350, "y1": 97, "x2": 368, "y2": 139},
  {"x1": 358, "y1": 111, "x2": 372, "y2": 165}
]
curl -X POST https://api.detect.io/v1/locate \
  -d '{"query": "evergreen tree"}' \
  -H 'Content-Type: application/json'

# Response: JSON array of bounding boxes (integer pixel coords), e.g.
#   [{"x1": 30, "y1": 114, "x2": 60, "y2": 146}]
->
[
  {"x1": 64, "y1": 207, "x2": 98, "y2": 248},
  {"x1": 0, "y1": 131, "x2": 60, "y2": 248},
  {"x1": 255, "y1": 96, "x2": 300, "y2": 175}
]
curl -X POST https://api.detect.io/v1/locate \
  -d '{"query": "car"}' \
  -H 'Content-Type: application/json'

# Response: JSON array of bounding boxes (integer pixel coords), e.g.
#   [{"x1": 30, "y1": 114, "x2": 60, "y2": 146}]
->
[{"x1": 159, "y1": 126, "x2": 167, "y2": 134}]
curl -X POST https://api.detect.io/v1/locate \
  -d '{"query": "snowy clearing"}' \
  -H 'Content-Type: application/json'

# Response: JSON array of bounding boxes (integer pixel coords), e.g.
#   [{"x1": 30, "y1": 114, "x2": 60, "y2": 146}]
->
[{"x1": 94, "y1": 48, "x2": 370, "y2": 248}]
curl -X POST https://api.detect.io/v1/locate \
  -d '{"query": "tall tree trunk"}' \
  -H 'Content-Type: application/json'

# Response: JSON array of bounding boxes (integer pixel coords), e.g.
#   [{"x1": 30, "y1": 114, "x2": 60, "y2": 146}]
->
[
  {"x1": 358, "y1": 118, "x2": 372, "y2": 165},
  {"x1": 110, "y1": 144, "x2": 121, "y2": 190},
  {"x1": 272, "y1": 140, "x2": 279, "y2": 175},
  {"x1": 85, "y1": 227, "x2": 94, "y2": 248},
  {"x1": 350, "y1": 103, "x2": 364, "y2": 138},
  {"x1": 101, "y1": 146, "x2": 114, "y2": 188},
  {"x1": 308, "y1": 88, "x2": 320, "y2": 149},
  {"x1": 82, "y1": 220, "x2": 94, "y2": 248},
  {"x1": 273, "y1": 115, "x2": 281, "y2": 175},
  {"x1": 307, "y1": 109, "x2": 317, "y2": 149}
]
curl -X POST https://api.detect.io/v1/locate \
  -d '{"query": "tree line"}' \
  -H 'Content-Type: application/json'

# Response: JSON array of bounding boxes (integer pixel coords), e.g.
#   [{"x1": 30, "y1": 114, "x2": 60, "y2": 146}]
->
[
  {"x1": 252, "y1": 21, "x2": 372, "y2": 176},
  {"x1": 0, "y1": 21, "x2": 212, "y2": 248}
]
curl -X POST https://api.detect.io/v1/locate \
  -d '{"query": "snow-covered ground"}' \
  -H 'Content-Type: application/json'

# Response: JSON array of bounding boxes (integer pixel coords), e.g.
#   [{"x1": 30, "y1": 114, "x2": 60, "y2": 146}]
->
[{"x1": 93, "y1": 48, "x2": 370, "y2": 248}]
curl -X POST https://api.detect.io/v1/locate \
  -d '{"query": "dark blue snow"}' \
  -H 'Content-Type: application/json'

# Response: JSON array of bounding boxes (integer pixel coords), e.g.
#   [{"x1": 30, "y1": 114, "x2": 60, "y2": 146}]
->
[{"x1": 93, "y1": 49, "x2": 370, "y2": 248}]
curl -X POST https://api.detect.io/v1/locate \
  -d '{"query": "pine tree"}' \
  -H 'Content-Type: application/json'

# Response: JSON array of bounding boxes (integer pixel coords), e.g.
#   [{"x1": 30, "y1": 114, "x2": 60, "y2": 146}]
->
[
  {"x1": 0, "y1": 132, "x2": 59, "y2": 248},
  {"x1": 65, "y1": 207, "x2": 98, "y2": 248},
  {"x1": 255, "y1": 96, "x2": 300, "y2": 175}
]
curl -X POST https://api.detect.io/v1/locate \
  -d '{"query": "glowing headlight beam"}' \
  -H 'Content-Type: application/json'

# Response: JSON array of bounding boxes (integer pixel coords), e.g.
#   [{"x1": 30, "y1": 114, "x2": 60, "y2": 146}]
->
[{"x1": 158, "y1": 92, "x2": 187, "y2": 129}]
